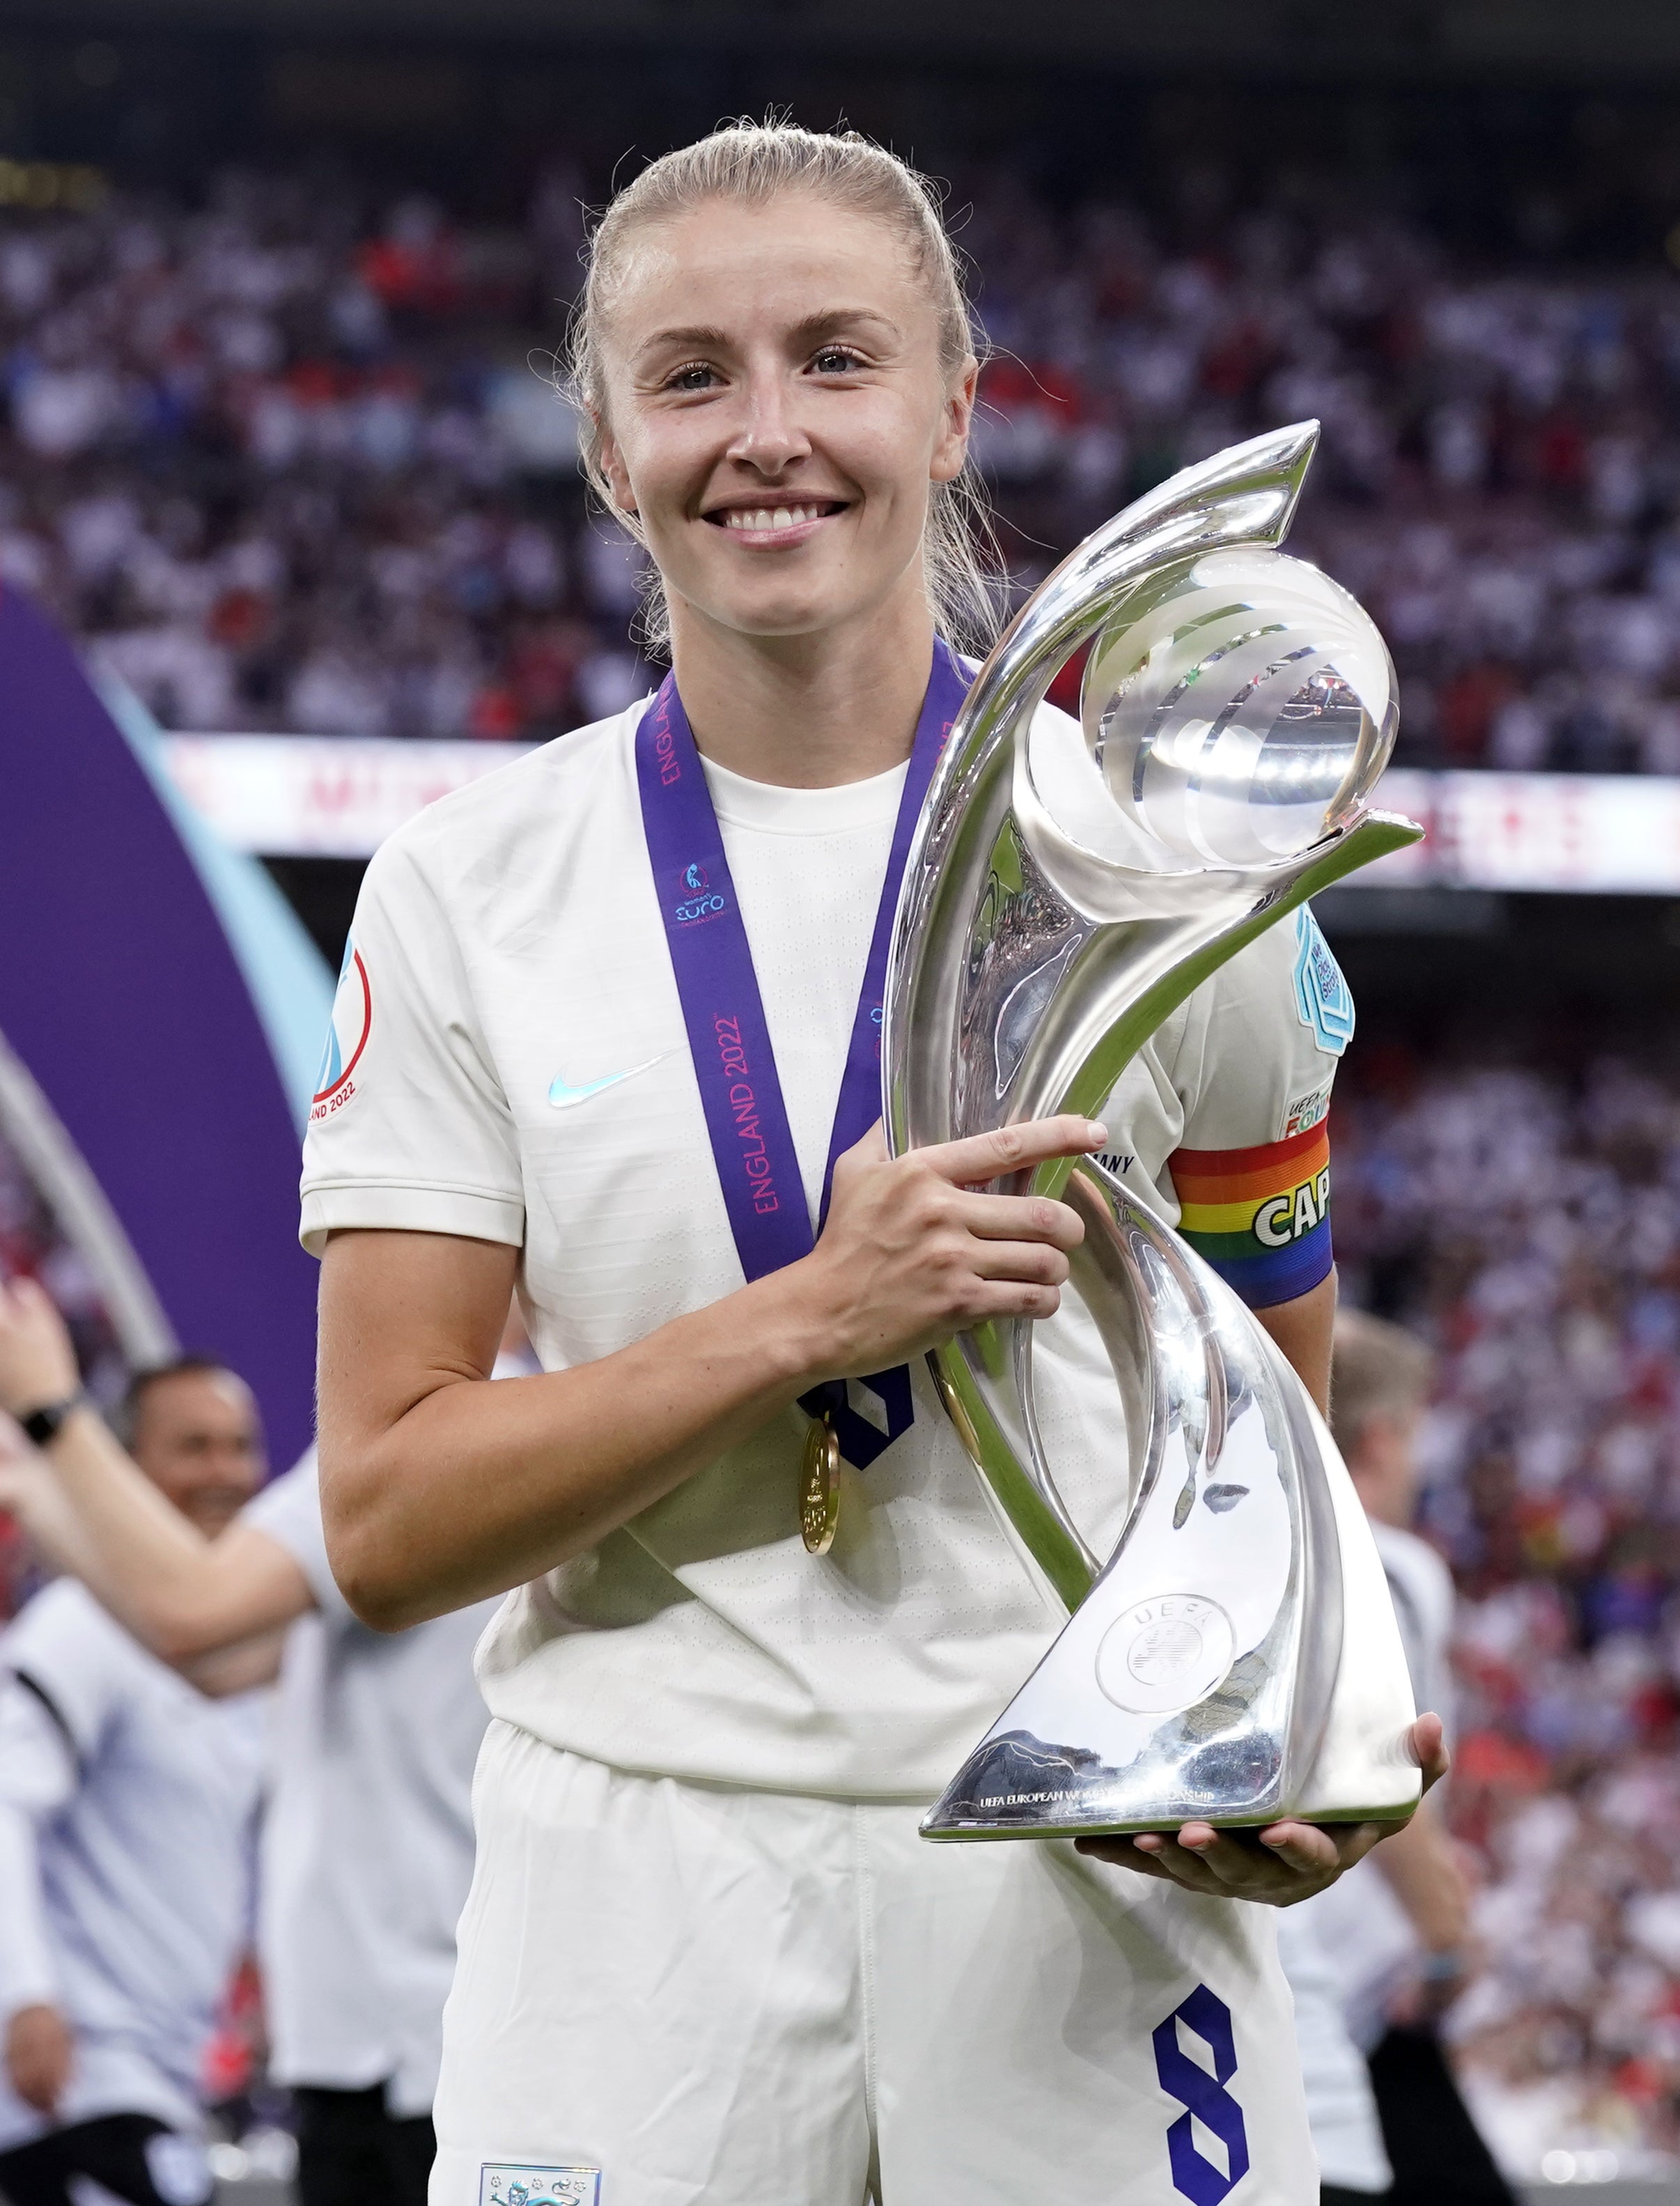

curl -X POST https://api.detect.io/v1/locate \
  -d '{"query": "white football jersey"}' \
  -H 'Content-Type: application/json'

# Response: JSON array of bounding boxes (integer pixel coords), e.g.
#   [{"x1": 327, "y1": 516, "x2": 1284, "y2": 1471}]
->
[{"x1": 300, "y1": 697, "x2": 1346, "y2": 1797}]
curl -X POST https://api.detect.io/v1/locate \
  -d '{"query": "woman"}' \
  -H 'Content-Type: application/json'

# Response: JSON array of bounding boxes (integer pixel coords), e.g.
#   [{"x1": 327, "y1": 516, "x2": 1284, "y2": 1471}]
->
[{"x1": 304, "y1": 122, "x2": 1442, "y2": 2206}]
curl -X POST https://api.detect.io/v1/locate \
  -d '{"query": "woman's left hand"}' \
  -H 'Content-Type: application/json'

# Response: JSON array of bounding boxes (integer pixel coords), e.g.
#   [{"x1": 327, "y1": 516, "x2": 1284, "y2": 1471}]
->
[{"x1": 1075, "y1": 1713, "x2": 1449, "y2": 1907}]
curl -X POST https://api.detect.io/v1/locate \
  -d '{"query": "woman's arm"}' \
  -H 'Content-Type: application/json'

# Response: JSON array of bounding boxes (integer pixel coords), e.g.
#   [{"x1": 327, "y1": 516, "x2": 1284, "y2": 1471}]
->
[
  {"x1": 0, "y1": 1284, "x2": 313, "y2": 1666},
  {"x1": 1254, "y1": 1269, "x2": 1337, "y2": 1419},
  {"x1": 318, "y1": 1115, "x2": 1103, "y2": 1628}
]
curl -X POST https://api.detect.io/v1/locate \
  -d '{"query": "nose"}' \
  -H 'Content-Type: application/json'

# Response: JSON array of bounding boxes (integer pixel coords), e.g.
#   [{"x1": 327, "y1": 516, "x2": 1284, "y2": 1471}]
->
[{"x1": 724, "y1": 357, "x2": 812, "y2": 478}]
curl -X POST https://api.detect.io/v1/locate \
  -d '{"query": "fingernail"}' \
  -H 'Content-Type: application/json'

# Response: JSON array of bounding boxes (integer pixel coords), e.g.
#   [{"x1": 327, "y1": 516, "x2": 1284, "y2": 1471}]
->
[{"x1": 1085, "y1": 1121, "x2": 1108, "y2": 1146}]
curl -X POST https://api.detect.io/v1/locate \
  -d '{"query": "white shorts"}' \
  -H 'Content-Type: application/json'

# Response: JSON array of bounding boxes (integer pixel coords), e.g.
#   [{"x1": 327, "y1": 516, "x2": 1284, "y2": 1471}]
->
[{"x1": 432, "y1": 1721, "x2": 1315, "y2": 2206}]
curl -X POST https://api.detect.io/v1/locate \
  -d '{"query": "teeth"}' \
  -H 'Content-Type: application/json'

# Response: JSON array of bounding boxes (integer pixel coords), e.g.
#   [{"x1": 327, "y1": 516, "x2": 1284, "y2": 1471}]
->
[{"x1": 724, "y1": 504, "x2": 827, "y2": 531}]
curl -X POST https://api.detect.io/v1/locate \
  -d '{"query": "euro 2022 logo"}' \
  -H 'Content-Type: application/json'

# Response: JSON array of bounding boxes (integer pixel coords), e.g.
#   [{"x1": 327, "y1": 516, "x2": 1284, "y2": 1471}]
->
[
  {"x1": 674, "y1": 860, "x2": 726, "y2": 926},
  {"x1": 311, "y1": 938, "x2": 371, "y2": 1124},
  {"x1": 1153, "y1": 1984, "x2": 1250, "y2": 2205},
  {"x1": 1293, "y1": 906, "x2": 1355, "y2": 1058}
]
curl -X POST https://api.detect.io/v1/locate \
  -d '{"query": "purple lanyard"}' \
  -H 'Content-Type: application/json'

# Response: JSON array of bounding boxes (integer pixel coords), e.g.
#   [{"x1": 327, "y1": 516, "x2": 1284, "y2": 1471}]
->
[{"x1": 635, "y1": 640, "x2": 968, "y2": 1466}]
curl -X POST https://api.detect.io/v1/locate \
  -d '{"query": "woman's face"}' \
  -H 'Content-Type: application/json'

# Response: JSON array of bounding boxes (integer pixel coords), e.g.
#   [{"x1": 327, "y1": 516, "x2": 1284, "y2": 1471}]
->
[{"x1": 594, "y1": 192, "x2": 976, "y2": 647}]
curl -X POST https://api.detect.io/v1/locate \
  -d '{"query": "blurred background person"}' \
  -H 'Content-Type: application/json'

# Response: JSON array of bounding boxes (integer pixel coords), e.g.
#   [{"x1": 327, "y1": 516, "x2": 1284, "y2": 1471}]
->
[
  {"x1": 1275, "y1": 1883, "x2": 1396, "y2": 2203},
  {"x1": 1306, "y1": 1309, "x2": 1513, "y2": 2205},
  {"x1": 0, "y1": 1356, "x2": 265, "y2": 2206},
  {"x1": 0, "y1": 1279, "x2": 511, "y2": 2206}
]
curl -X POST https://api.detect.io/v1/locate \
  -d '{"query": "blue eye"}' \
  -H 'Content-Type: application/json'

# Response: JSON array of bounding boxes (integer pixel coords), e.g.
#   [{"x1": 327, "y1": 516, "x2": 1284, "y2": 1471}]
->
[{"x1": 812, "y1": 347, "x2": 860, "y2": 374}]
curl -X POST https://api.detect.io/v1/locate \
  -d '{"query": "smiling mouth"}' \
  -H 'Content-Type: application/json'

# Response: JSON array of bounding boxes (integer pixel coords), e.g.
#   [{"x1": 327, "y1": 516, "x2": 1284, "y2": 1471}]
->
[{"x1": 705, "y1": 500, "x2": 848, "y2": 534}]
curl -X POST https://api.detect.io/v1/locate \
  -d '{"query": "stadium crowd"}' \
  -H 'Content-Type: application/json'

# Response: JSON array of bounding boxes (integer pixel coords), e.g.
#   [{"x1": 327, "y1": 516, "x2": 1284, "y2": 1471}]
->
[
  {"x1": 0, "y1": 160, "x2": 1678, "y2": 764},
  {"x1": 1331, "y1": 1051, "x2": 1680, "y2": 2177}
]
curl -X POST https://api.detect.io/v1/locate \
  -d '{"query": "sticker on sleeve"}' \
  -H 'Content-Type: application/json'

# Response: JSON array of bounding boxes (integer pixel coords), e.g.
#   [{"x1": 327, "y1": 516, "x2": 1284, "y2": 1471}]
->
[
  {"x1": 1292, "y1": 908, "x2": 1354, "y2": 1058},
  {"x1": 1282, "y1": 1082, "x2": 1332, "y2": 1140},
  {"x1": 480, "y1": 2167, "x2": 601, "y2": 2206},
  {"x1": 311, "y1": 938, "x2": 372, "y2": 1124}
]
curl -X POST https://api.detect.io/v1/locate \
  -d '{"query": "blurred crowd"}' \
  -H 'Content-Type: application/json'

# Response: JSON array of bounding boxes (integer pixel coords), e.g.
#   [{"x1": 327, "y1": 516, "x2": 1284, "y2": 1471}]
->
[
  {"x1": 1333, "y1": 1054, "x2": 1680, "y2": 2176},
  {"x1": 1, "y1": 162, "x2": 1680, "y2": 763}
]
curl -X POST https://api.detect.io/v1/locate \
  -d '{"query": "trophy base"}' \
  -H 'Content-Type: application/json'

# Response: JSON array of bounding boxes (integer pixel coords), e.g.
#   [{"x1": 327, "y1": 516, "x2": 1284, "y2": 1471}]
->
[{"x1": 919, "y1": 1723, "x2": 1420, "y2": 1843}]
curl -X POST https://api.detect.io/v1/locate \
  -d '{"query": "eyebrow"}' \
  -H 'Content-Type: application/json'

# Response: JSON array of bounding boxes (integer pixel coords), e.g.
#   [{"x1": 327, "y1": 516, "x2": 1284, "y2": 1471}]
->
[{"x1": 634, "y1": 306, "x2": 904, "y2": 359}]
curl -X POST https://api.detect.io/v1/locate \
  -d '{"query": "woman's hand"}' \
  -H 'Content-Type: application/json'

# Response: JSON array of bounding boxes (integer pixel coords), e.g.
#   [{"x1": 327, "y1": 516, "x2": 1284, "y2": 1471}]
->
[
  {"x1": 788, "y1": 1117, "x2": 1105, "y2": 1380},
  {"x1": 0, "y1": 1280, "x2": 79, "y2": 1417},
  {"x1": 6, "y1": 2004, "x2": 73, "y2": 2114},
  {"x1": 1075, "y1": 1714, "x2": 1451, "y2": 1907}
]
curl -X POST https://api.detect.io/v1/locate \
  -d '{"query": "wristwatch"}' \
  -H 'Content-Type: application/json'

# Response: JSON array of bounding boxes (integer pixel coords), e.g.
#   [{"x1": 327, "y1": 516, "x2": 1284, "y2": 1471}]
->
[{"x1": 18, "y1": 1395, "x2": 85, "y2": 1449}]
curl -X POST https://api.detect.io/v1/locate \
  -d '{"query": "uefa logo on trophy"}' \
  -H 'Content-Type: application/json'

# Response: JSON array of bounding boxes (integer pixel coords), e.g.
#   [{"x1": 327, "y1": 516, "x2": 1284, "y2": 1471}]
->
[{"x1": 883, "y1": 420, "x2": 1427, "y2": 1840}]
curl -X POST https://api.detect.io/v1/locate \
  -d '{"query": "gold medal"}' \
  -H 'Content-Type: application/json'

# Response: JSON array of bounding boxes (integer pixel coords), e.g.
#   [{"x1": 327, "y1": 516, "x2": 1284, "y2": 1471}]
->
[{"x1": 800, "y1": 1413, "x2": 841, "y2": 1555}]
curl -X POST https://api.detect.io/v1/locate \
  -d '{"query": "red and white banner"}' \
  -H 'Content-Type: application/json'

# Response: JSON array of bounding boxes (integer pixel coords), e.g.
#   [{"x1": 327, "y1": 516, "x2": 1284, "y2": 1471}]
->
[
  {"x1": 160, "y1": 735, "x2": 534, "y2": 860},
  {"x1": 1360, "y1": 770, "x2": 1680, "y2": 894},
  {"x1": 157, "y1": 737, "x2": 1680, "y2": 894}
]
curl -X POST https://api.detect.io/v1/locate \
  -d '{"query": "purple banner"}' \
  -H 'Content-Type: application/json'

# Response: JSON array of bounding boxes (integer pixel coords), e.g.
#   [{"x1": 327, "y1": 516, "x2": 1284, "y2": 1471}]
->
[{"x1": 0, "y1": 587, "x2": 317, "y2": 1466}]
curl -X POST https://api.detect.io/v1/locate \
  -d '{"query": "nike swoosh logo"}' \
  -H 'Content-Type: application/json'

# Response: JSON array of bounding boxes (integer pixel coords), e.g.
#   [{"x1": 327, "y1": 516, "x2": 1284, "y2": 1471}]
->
[{"x1": 547, "y1": 1054, "x2": 668, "y2": 1110}]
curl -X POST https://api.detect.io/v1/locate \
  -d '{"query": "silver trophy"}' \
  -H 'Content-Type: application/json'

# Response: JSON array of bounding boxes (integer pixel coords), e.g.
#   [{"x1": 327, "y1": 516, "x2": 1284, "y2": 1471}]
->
[{"x1": 885, "y1": 421, "x2": 1427, "y2": 1840}]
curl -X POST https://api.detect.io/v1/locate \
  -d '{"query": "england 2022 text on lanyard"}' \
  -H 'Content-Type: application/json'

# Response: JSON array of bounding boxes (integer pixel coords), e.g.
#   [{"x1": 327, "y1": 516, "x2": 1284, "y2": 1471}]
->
[{"x1": 635, "y1": 640, "x2": 968, "y2": 1474}]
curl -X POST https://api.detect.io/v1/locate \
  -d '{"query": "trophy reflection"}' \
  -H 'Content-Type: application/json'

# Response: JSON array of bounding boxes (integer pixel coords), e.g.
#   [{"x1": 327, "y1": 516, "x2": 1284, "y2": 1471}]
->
[{"x1": 885, "y1": 420, "x2": 1427, "y2": 1840}]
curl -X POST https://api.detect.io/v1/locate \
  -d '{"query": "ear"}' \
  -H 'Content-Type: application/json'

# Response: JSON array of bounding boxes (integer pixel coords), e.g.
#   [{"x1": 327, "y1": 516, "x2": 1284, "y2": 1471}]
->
[
  {"x1": 594, "y1": 413, "x2": 639, "y2": 518},
  {"x1": 930, "y1": 353, "x2": 980, "y2": 486}
]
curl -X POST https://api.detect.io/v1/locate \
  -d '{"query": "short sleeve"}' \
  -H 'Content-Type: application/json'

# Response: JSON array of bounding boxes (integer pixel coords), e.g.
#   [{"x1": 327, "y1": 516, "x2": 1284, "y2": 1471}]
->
[
  {"x1": 242, "y1": 1452, "x2": 351, "y2": 1622},
  {"x1": 0, "y1": 1583, "x2": 129, "y2": 1762},
  {"x1": 1166, "y1": 905, "x2": 1350, "y2": 1310},
  {"x1": 300, "y1": 832, "x2": 523, "y2": 1257}
]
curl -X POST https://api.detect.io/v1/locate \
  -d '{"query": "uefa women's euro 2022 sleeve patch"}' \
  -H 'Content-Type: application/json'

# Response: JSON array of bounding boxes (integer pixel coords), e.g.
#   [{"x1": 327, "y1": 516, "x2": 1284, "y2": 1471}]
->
[
  {"x1": 1169, "y1": 1120, "x2": 1334, "y2": 1310},
  {"x1": 311, "y1": 935, "x2": 372, "y2": 1126},
  {"x1": 1293, "y1": 906, "x2": 1354, "y2": 1057}
]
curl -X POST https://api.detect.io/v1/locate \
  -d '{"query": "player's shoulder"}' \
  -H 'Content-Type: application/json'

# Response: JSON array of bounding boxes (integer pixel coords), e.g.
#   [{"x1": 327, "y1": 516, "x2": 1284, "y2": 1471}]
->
[
  {"x1": 1208, "y1": 901, "x2": 1347, "y2": 1018},
  {"x1": 367, "y1": 701, "x2": 648, "y2": 892}
]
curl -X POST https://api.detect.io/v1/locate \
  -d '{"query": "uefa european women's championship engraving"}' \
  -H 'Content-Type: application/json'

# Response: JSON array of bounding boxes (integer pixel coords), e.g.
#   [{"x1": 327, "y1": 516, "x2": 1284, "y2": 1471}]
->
[{"x1": 882, "y1": 421, "x2": 1428, "y2": 1840}]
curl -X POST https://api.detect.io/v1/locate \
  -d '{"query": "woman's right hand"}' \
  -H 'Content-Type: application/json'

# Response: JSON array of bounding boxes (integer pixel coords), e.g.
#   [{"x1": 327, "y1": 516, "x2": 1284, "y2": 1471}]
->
[
  {"x1": 0, "y1": 1279, "x2": 79, "y2": 1420},
  {"x1": 788, "y1": 1115, "x2": 1106, "y2": 1380}
]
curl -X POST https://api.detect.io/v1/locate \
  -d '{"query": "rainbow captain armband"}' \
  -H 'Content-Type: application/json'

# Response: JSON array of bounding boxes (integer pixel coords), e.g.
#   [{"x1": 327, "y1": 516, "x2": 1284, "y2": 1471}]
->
[{"x1": 1169, "y1": 1122, "x2": 1333, "y2": 1310}]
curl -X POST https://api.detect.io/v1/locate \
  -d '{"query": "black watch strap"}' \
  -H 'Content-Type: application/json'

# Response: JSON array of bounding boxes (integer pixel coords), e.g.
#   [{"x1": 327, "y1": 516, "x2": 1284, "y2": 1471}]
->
[{"x1": 20, "y1": 1396, "x2": 84, "y2": 1448}]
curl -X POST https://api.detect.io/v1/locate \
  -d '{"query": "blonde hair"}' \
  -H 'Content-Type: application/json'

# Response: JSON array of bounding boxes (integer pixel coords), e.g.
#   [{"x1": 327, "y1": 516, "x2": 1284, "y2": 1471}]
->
[{"x1": 566, "y1": 119, "x2": 1003, "y2": 657}]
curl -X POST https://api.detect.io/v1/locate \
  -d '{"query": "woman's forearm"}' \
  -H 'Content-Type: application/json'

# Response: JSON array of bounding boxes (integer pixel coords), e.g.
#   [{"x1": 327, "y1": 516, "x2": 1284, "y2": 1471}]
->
[
  {"x1": 318, "y1": 1120, "x2": 1100, "y2": 1629},
  {"x1": 318, "y1": 1235, "x2": 826, "y2": 1629}
]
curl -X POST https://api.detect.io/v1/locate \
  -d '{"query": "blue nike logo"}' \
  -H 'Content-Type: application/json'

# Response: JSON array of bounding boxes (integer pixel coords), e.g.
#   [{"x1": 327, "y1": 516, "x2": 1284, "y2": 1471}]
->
[{"x1": 547, "y1": 1054, "x2": 667, "y2": 1110}]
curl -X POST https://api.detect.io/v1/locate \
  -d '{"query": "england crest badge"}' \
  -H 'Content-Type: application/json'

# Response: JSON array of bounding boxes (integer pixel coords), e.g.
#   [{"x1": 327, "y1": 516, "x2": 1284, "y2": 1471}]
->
[{"x1": 479, "y1": 2164, "x2": 601, "y2": 2206}]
